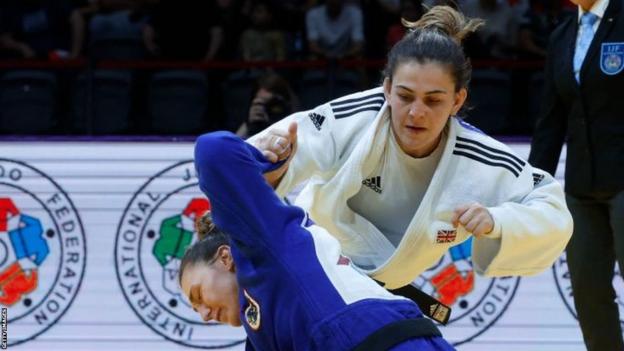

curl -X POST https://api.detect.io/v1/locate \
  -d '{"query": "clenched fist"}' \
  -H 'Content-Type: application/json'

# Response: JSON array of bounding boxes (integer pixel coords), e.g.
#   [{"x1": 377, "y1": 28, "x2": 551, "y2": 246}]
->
[
  {"x1": 451, "y1": 202, "x2": 495, "y2": 238},
  {"x1": 252, "y1": 122, "x2": 298, "y2": 188}
]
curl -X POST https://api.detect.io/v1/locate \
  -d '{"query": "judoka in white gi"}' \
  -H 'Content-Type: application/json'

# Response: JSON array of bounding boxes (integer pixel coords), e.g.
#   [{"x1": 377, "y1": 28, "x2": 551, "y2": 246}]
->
[{"x1": 250, "y1": 6, "x2": 573, "y2": 290}]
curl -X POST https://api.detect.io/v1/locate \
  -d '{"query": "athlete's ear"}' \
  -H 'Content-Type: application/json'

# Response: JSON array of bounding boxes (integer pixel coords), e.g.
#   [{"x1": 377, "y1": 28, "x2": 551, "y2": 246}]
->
[
  {"x1": 383, "y1": 78, "x2": 392, "y2": 101},
  {"x1": 452, "y1": 88, "x2": 467, "y2": 115},
  {"x1": 216, "y1": 245, "x2": 234, "y2": 271}
]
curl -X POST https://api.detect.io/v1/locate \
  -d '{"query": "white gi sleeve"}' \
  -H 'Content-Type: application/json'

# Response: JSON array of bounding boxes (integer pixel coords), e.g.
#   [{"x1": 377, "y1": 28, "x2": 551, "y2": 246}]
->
[{"x1": 472, "y1": 167, "x2": 573, "y2": 277}]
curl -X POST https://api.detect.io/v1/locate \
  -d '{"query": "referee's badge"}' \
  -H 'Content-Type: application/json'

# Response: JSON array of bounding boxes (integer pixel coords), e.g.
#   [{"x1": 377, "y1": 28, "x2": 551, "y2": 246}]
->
[
  {"x1": 244, "y1": 289, "x2": 261, "y2": 331},
  {"x1": 600, "y1": 43, "x2": 624, "y2": 75}
]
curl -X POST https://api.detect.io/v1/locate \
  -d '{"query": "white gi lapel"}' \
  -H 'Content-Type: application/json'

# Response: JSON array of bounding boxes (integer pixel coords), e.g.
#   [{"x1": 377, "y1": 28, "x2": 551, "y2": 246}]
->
[
  {"x1": 297, "y1": 104, "x2": 396, "y2": 269},
  {"x1": 370, "y1": 118, "x2": 468, "y2": 288}
]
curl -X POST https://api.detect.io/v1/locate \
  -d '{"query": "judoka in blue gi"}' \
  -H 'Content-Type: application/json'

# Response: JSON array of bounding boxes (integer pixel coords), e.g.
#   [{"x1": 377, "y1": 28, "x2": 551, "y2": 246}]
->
[{"x1": 179, "y1": 132, "x2": 455, "y2": 351}]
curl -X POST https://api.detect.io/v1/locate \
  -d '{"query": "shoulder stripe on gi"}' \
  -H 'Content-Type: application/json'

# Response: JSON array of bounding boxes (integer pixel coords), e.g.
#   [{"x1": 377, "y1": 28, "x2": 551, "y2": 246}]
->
[
  {"x1": 330, "y1": 92, "x2": 385, "y2": 108},
  {"x1": 330, "y1": 92, "x2": 385, "y2": 119},
  {"x1": 456, "y1": 136, "x2": 525, "y2": 166},
  {"x1": 455, "y1": 136, "x2": 526, "y2": 173},
  {"x1": 334, "y1": 105, "x2": 384, "y2": 119},
  {"x1": 452, "y1": 150, "x2": 521, "y2": 177},
  {"x1": 334, "y1": 105, "x2": 382, "y2": 119},
  {"x1": 332, "y1": 101, "x2": 384, "y2": 113},
  {"x1": 454, "y1": 142, "x2": 523, "y2": 173}
]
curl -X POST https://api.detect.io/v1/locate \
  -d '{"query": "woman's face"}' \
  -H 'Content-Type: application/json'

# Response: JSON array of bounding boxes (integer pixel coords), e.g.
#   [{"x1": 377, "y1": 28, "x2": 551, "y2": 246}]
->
[
  {"x1": 384, "y1": 61, "x2": 467, "y2": 158},
  {"x1": 180, "y1": 246, "x2": 241, "y2": 326}
]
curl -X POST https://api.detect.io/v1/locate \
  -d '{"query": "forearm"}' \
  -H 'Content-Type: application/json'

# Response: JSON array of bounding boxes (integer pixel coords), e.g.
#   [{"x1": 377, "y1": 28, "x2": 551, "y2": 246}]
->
[
  {"x1": 0, "y1": 34, "x2": 30, "y2": 53},
  {"x1": 194, "y1": 132, "x2": 300, "y2": 244}
]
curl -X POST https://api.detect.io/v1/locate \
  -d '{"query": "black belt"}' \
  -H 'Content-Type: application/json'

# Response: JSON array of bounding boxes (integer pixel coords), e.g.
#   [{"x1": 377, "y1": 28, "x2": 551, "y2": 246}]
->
[
  {"x1": 352, "y1": 318, "x2": 442, "y2": 351},
  {"x1": 376, "y1": 280, "x2": 452, "y2": 325}
]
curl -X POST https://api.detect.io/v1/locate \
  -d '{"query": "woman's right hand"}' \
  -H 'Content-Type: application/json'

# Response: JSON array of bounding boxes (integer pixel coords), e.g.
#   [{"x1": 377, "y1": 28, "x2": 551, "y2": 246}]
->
[{"x1": 253, "y1": 122, "x2": 298, "y2": 188}]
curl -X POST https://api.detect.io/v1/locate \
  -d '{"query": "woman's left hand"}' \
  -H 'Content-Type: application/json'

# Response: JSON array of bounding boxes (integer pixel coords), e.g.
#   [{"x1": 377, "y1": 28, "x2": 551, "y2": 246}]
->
[{"x1": 452, "y1": 202, "x2": 494, "y2": 237}]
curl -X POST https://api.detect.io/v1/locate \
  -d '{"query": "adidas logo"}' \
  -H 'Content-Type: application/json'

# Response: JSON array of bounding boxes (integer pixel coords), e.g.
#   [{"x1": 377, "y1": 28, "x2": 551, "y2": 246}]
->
[
  {"x1": 308, "y1": 112, "x2": 325, "y2": 131},
  {"x1": 532, "y1": 172, "x2": 545, "y2": 186},
  {"x1": 362, "y1": 176, "x2": 382, "y2": 194}
]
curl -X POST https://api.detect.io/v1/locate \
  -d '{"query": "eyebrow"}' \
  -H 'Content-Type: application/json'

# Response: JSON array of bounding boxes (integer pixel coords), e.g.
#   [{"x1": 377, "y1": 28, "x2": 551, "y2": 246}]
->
[{"x1": 396, "y1": 85, "x2": 448, "y2": 95}]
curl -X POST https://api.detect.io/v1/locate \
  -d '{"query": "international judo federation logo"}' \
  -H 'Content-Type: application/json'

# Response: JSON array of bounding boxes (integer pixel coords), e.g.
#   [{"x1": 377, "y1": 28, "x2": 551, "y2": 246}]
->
[
  {"x1": 416, "y1": 237, "x2": 520, "y2": 346},
  {"x1": 114, "y1": 160, "x2": 246, "y2": 349},
  {"x1": 600, "y1": 43, "x2": 624, "y2": 75},
  {"x1": 553, "y1": 253, "x2": 624, "y2": 324},
  {"x1": 0, "y1": 159, "x2": 86, "y2": 346}
]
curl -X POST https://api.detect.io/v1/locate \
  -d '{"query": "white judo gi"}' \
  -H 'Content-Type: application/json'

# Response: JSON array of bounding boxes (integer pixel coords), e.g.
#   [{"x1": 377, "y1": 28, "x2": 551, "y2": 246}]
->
[{"x1": 251, "y1": 87, "x2": 573, "y2": 289}]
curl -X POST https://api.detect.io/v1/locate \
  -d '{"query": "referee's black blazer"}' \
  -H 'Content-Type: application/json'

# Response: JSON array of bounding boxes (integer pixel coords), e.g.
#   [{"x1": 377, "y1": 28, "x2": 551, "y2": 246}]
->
[{"x1": 529, "y1": 0, "x2": 624, "y2": 196}]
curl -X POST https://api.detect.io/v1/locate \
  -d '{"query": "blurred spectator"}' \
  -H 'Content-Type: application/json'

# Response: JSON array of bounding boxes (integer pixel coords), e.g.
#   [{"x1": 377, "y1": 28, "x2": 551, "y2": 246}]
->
[
  {"x1": 69, "y1": 0, "x2": 153, "y2": 58},
  {"x1": 361, "y1": 0, "x2": 401, "y2": 58},
  {"x1": 386, "y1": 0, "x2": 424, "y2": 49},
  {"x1": 0, "y1": 0, "x2": 81, "y2": 59},
  {"x1": 142, "y1": 0, "x2": 222, "y2": 60},
  {"x1": 305, "y1": 0, "x2": 364, "y2": 59},
  {"x1": 89, "y1": 1, "x2": 143, "y2": 38},
  {"x1": 213, "y1": 0, "x2": 248, "y2": 60},
  {"x1": 236, "y1": 73, "x2": 297, "y2": 139},
  {"x1": 517, "y1": 0, "x2": 567, "y2": 58},
  {"x1": 377, "y1": 0, "x2": 401, "y2": 13},
  {"x1": 422, "y1": 0, "x2": 460, "y2": 9},
  {"x1": 268, "y1": 0, "x2": 317, "y2": 32},
  {"x1": 240, "y1": 1, "x2": 286, "y2": 61},
  {"x1": 462, "y1": 0, "x2": 518, "y2": 58}
]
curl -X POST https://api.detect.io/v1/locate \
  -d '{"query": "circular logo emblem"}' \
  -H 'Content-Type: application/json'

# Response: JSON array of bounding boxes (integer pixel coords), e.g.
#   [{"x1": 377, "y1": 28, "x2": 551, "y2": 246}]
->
[
  {"x1": 553, "y1": 253, "x2": 624, "y2": 323},
  {"x1": 416, "y1": 238, "x2": 520, "y2": 346},
  {"x1": 603, "y1": 54, "x2": 623, "y2": 74},
  {"x1": 0, "y1": 159, "x2": 86, "y2": 347},
  {"x1": 114, "y1": 161, "x2": 245, "y2": 349}
]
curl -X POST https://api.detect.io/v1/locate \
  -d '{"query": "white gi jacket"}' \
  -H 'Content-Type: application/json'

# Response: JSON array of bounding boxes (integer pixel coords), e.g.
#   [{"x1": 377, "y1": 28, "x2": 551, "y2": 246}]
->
[{"x1": 251, "y1": 87, "x2": 573, "y2": 289}]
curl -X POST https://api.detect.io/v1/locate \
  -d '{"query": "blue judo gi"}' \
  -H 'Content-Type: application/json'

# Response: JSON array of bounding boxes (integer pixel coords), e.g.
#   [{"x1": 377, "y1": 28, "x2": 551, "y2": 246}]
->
[{"x1": 194, "y1": 132, "x2": 455, "y2": 351}]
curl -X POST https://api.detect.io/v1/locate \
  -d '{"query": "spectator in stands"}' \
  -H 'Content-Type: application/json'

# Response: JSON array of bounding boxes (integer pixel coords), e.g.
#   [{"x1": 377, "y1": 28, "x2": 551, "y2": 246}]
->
[
  {"x1": 213, "y1": 0, "x2": 248, "y2": 60},
  {"x1": 270, "y1": 0, "x2": 317, "y2": 58},
  {"x1": 69, "y1": 0, "x2": 155, "y2": 58},
  {"x1": 271, "y1": 0, "x2": 318, "y2": 32},
  {"x1": 422, "y1": 0, "x2": 460, "y2": 9},
  {"x1": 461, "y1": 0, "x2": 519, "y2": 58},
  {"x1": 305, "y1": 0, "x2": 365, "y2": 59},
  {"x1": 0, "y1": 0, "x2": 81, "y2": 59},
  {"x1": 517, "y1": 0, "x2": 568, "y2": 58},
  {"x1": 237, "y1": 73, "x2": 297, "y2": 139},
  {"x1": 387, "y1": 0, "x2": 424, "y2": 49},
  {"x1": 89, "y1": 1, "x2": 143, "y2": 38},
  {"x1": 240, "y1": 1, "x2": 286, "y2": 61},
  {"x1": 361, "y1": 0, "x2": 400, "y2": 58},
  {"x1": 142, "y1": 0, "x2": 222, "y2": 60}
]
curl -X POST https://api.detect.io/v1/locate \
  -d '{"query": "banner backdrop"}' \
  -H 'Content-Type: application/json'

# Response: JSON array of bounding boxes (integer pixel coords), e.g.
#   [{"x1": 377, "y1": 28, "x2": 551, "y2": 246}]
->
[{"x1": 0, "y1": 140, "x2": 617, "y2": 350}]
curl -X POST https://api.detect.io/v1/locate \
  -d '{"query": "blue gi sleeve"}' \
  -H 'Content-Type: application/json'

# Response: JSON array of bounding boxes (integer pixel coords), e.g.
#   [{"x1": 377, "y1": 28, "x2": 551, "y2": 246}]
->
[{"x1": 194, "y1": 132, "x2": 306, "y2": 245}]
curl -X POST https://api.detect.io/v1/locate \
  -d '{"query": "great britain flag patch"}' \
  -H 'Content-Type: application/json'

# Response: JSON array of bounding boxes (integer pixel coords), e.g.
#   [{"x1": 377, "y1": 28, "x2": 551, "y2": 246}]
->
[{"x1": 436, "y1": 229, "x2": 457, "y2": 243}]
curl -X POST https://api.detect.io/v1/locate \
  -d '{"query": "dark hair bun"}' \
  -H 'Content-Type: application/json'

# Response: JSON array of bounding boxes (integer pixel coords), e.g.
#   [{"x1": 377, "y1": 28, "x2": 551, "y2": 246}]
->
[
  {"x1": 196, "y1": 212, "x2": 217, "y2": 241},
  {"x1": 402, "y1": 5, "x2": 483, "y2": 43}
]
